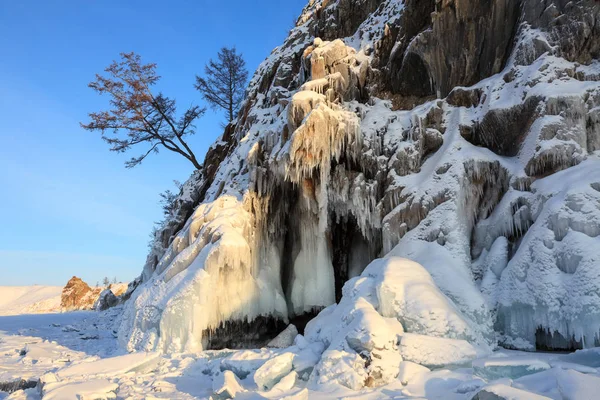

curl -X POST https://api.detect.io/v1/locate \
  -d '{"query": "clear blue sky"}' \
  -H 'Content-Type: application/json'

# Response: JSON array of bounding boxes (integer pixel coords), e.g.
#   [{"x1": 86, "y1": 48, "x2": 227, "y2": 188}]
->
[{"x1": 0, "y1": 0, "x2": 307, "y2": 286}]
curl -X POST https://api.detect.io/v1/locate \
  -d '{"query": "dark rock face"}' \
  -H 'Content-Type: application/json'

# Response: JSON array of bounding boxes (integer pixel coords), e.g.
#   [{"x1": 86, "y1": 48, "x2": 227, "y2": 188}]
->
[
  {"x1": 312, "y1": 0, "x2": 385, "y2": 40},
  {"x1": 387, "y1": 0, "x2": 521, "y2": 98},
  {"x1": 446, "y1": 87, "x2": 483, "y2": 108},
  {"x1": 461, "y1": 96, "x2": 542, "y2": 157},
  {"x1": 523, "y1": 0, "x2": 600, "y2": 63}
]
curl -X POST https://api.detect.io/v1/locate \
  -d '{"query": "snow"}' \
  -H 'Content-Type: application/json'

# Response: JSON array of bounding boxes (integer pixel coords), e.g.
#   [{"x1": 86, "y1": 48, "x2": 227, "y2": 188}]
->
[
  {"x1": 41, "y1": 379, "x2": 118, "y2": 400},
  {"x1": 253, "y1": 352, "x2": 294, "y2": 391},
  {"x1": 554, "y1": 369, "x2": 600, "y2": 400},
  {"x1": 397, "y1": 361, "x2": 430, "y2": 385},
  {"x1": 400, "y1": 334, "x2": 481, "y2": 369},
  {"x1": 212, "y1": 370, "x2": 245, "y2": 399},
  {"x1": 371, "y1": 258, "x2": 491, "y2": 347},
  {"x1": 2, "y1": 311, "x2": 600, "y2": 399},
  {"x1": 56, "y1": 351, "x2": 160, "y2": 379}
]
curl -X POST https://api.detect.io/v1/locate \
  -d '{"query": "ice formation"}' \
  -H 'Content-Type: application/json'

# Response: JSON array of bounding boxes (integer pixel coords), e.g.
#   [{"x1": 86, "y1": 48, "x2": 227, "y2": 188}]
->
[{"x1": 117, "y1": 0, "x2": 600, "y2": 391}]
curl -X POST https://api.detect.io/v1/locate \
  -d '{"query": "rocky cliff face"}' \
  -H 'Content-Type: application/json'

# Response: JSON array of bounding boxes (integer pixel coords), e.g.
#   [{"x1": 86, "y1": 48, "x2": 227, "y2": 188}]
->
[
  {"x1": 61, "y1": 277, "x2": 102, "y2": 311},
  {"x1": 119, "y1": 0, "x2": 600, "y2": 364}
]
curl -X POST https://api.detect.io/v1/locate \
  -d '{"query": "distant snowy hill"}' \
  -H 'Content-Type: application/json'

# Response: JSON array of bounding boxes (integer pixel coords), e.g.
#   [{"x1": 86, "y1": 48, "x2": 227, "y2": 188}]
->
[{"x1": 0, "y1": 286, "x2": 62, "y2": 316}]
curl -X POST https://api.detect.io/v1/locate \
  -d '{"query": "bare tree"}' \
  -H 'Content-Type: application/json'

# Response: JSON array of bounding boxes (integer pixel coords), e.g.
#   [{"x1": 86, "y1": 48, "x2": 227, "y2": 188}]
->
[
  {"x1": 195, "y1": 47, "x2": 248, "y2": 123},
  {"x1": 82, "y1": 52, "x2": 204, "y2": 169},
  {"x1": 103, "y1": 277, "x2": 110, "y2": 287},
  {"x1": 159, "y1": 180, "x2": 183, "y2": 218}
]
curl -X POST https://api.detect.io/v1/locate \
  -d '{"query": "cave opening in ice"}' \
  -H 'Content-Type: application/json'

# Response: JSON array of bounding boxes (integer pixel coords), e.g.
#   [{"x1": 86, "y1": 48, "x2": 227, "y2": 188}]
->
[{"x1": 253, "y1": 174, "x2": 382, "y2": 335}]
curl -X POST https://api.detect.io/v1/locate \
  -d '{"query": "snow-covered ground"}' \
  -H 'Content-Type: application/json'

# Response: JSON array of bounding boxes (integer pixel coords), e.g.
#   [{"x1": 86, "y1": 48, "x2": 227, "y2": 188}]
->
[
  {"x1": 2, "y1": 308, "x2": 600, "y2": 399},
  {"x1": 0, "y1": 287, "x2": 62, "y2": 316}
]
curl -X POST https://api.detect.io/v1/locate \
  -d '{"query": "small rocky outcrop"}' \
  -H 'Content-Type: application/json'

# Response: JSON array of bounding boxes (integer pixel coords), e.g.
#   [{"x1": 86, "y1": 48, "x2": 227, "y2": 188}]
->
[{"x1": 61, "y1": 277, "x2": 102, "y2": 311}]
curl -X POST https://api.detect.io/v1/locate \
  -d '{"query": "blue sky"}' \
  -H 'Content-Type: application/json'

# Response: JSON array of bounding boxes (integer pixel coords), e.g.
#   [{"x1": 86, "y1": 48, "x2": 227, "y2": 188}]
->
[{"x1": 0, "y1": 0, "x2": 307, "y2": 286}]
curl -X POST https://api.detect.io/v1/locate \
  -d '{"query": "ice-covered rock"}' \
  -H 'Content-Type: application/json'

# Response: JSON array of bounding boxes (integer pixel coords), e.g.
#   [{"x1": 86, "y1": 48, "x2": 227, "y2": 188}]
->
[
  {"x1": 371, "y1": 258, "x2": 490, "y2": 346},
  {"x1": 119, "y1": 196, "x2": 289, "y2": 352},
  {"x1": 306, "y1": 257, "x2": 490, "y2": 388}
]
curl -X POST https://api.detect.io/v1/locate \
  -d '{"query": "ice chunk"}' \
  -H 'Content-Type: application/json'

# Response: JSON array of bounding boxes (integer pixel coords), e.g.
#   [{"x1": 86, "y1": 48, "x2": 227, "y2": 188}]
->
[
  {"x1": 512, "y1": 369, "x2": 560, "y2": 398},
  {"x1": 291, "y1": 346, "x2": 322, "y2": 376},
  {"x1": 268, "y1": 325, "x2": 298, "y2": 348},
  {"x1": 42, "y1": 379, "x2": 118, "y2": 400},
  {"x1": 472, "y1": 356, "x2": 551, "y2": 380},
  {"x1": 397, "y1": 361, "x2": 430, "y2": 385},
  {"x1": 253, "y1": 352, "x2": 294, "y2": 391},
  {"x1": 454, "y1": 378, "x2": 486, "y2": 394},
  {"x1": 399, "y1": 333, "x2": 480, "y2": 368},
  {"x1": 555, "y1": 369, "x2": 600, "y2": 400},
  {"x1": 220, "y1": 350, "x2": 272, "y2": 380},
  {"x1": 271, "y1": 371, "x2": 298, "y2": 392},
  {"x1": 212, "y1": 370, "x2": 245, "y2": 400},
  {"x1": 549, "y1": 361, "x2": 597, "y2": 373},
  {"x1": 472, "y1": 384, "x2": 552, "y2": 400},
  {"x1": 558, "y1": 347, "x2": 600, "y2": 368},
  {"x1": 57, "y1": 352, "x2": 160, "y2": 379},
  {"x1": 309, "y1": 350, "x2": 367, "y2": 391}
]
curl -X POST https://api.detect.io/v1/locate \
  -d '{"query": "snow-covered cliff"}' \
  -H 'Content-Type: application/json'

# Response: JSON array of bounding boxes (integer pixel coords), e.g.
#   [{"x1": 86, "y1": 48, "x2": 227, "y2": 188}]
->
[{"x1": 119, "y1": 0, "x2": 600, "y2": 384}]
